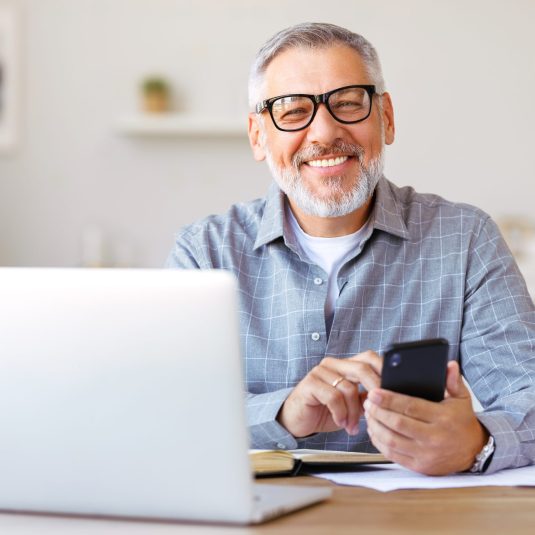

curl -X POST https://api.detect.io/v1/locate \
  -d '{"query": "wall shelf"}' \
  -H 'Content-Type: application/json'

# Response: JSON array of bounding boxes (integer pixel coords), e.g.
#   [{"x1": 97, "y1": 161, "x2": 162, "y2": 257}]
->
[{"x1": 116, "y1": 114, "x2": 247, "y2": 137}]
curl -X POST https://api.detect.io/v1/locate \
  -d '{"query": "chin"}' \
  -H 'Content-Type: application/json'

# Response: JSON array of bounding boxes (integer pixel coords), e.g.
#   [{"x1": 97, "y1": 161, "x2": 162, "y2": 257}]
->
[{"x1": 307, "y1": 179, "x2": 355, "y2": 198}]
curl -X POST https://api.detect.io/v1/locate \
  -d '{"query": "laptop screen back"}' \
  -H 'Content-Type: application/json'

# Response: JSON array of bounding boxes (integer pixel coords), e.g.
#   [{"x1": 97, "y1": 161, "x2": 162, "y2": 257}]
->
[{"x1": 0, "y1": 268, "x2": 254, "y2": 522}]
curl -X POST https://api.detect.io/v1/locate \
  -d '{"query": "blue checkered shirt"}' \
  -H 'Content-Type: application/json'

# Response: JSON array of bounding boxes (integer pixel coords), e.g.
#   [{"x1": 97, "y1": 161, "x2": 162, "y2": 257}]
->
[{"x1": 166, "y1": 177, "x2": 535, "y2": 474}]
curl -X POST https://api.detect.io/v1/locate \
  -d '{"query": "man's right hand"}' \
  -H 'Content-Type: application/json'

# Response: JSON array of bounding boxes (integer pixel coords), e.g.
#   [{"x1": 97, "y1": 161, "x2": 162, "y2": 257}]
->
[{"x1": 277, "y1": 351, "x2": 382, "y2": 438}]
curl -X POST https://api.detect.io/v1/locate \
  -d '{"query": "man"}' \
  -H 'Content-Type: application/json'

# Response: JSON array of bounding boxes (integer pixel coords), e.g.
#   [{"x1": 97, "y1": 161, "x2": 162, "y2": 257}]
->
[{"x1": 166, "y1": 23, "x2": 535, "y2": 475}]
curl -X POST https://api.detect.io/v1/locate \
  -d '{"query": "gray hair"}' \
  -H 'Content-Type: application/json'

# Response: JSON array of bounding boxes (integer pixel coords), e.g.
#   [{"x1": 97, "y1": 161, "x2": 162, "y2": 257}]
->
[{"x1": 248, "y1": 22, "x2": 386, "y2": 109}]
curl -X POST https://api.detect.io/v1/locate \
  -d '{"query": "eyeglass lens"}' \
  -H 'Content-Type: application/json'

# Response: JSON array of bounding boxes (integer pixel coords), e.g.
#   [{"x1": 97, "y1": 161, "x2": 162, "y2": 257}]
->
[{"x1": 271, "y1": 86, "x2": 371, "y2": 131}]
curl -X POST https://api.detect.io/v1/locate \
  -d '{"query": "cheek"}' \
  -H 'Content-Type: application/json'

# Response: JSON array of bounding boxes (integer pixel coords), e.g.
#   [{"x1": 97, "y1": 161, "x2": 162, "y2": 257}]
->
[
  {"x1": 357, "y1": 132, "x2": 384, "y2": 163},
  {"x1": 348, "y1": 113, "x2": 385, "y2": 153},
  {"x1": 364, "y1": 142, "x2": 381, "y2": 162},
  {"x1": 266, "y1": 132, "x2": 306, "y2": 166}
]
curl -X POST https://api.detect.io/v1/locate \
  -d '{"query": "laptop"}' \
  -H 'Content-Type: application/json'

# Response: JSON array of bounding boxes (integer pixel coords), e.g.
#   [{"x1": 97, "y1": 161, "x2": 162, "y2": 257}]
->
[{"x1": 0, "y1": 268, "x2": 331, "y2": 524}]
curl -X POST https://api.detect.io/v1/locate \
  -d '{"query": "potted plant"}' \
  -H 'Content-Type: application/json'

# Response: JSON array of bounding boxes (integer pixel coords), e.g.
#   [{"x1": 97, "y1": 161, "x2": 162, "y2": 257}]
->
[{"x1": 141, "y1": 76, "x2": 170, "y2": 113}]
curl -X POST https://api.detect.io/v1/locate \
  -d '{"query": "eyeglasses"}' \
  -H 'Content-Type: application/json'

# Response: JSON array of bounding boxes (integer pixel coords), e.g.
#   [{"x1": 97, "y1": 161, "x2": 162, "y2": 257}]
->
[{"x1": 255, "y1": 85, "x2": 376, "y2": 132}]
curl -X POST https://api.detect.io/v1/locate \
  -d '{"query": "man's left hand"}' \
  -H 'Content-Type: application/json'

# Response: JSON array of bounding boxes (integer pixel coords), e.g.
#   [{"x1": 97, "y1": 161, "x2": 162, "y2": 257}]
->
[{"x1": 364, "y1": 360, "x2": 489, "y2": 475}]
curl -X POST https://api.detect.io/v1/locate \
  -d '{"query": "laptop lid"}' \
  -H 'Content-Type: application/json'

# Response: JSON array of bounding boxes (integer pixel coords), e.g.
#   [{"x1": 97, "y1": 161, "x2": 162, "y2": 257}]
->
[{"x1": 0, "y1": 268, "x2": 265, "y2": 522}]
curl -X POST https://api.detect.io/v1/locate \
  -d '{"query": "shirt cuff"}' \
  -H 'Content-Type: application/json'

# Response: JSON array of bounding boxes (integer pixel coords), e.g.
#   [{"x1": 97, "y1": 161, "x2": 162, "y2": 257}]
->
[
  {"x1": 476, "y1": 411, "x2": 522, "y2": 474},
  {"x1": 246, "y1": 387, "x2": 298, "y2": 450}
]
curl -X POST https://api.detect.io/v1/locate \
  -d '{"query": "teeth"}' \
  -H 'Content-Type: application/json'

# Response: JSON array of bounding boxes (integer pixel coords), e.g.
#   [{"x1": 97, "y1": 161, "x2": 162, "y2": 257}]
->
[{"x1": 307, "y1": 156, "x2": 348, "y2": 168}]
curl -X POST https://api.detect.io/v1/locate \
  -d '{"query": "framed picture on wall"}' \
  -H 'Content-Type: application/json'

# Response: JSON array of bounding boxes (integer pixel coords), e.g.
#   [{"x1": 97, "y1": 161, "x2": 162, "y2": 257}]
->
[{"x1": 0, "y1": 3, "x2": 20, "y2": 153}]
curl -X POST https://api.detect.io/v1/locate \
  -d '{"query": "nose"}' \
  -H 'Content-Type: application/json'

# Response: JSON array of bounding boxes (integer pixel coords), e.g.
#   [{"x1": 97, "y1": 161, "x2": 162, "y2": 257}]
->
[{"x1": 305, "y1": 103, "x2": 347, "y2": 144}]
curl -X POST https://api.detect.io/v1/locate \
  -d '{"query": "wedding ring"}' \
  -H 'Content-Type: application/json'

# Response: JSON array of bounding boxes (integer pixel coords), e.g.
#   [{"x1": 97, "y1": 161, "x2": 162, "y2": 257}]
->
[{"x1": 332, "y1": 376, "x2": 345, "y2": 389}]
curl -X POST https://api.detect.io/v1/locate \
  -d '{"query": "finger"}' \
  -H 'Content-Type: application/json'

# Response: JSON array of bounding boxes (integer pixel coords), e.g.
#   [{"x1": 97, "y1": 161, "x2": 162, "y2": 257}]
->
[
  {"x1": 307, "y1": 370, "x2": 351, "y2": 428},
  {"x1": 321, "y1": 356, "x2": 381, "y2": 393},
  {"x1": 445, "y1": 360, "x2": 470, "y2": 399},
  {"x1": 368, "y1": 422, "x2": 446, "y2": 475},
  {"x1": 333, "y1": 378, "x2": 362, "y2": 435},
  {"x1": 313, "y1": 368, "x2": 361, "y2": 432},
  {"x1": 364, "y1": 397, "x2": 429, "y2": 441},
  {"x1": 347, "y1": 350, "x2": 383, "y2": 375},
  {"x1": 367, "y1": 388, "x2": 439, "y2": 423},
  {"x1": 366, "y1": 414, "x2": 418, "y2": 460}
]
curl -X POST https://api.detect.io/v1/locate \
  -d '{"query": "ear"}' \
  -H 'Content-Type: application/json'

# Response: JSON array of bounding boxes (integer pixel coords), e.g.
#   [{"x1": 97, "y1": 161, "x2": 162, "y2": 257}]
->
[
  {"x1": 248, "y1": 113, "x2": 266, "y2": 161},
  {"x1": 381, "y1": 92, "x2": 396, "y2": 146}
]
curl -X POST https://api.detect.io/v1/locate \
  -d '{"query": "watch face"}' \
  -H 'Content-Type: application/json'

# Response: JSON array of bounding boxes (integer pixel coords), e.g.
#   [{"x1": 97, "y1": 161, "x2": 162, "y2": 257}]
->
[{"x1": 470, "y1": 436, "x2": 495, "y2": 472}]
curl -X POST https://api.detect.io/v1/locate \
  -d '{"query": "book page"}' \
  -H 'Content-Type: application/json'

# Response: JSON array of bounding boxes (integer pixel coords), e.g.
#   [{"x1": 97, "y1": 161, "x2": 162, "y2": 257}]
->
[
  {"x1": 290, "y1": 449, "x2": 387, "y2": 463},
  {"x1": 249, "y1": 449, "x2": 295, "y2": 474}
]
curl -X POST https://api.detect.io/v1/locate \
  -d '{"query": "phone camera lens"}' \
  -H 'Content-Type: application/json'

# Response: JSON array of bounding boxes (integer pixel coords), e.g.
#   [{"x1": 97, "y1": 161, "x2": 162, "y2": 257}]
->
[{"x1": 390, "y1": 353, "x2": 402, "y2": 367}]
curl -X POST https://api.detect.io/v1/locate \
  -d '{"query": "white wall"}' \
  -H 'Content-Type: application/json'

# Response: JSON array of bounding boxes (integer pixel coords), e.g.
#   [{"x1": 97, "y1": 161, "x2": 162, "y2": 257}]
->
[{"x1": 0, "y1": 0, "x2": 534, "y2": 267}]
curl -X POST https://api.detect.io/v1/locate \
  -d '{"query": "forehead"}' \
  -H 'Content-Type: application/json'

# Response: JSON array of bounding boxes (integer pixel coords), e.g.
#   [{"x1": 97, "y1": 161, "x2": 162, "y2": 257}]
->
[{"x1": 262, "y1": 45, "x2": 370, "y2": 97}]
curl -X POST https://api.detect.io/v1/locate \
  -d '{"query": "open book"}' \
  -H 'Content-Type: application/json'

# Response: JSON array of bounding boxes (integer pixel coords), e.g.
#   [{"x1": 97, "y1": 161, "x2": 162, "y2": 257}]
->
[{"x1": 250, "y1": 448, "x2": 389, "y2": 477}]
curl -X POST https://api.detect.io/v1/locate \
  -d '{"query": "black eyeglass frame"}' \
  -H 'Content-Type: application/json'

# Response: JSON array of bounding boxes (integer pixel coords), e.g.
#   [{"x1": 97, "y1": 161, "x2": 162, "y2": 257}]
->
[{"x1": 255, "y1": 84, "x2": 377, "y2": 132}]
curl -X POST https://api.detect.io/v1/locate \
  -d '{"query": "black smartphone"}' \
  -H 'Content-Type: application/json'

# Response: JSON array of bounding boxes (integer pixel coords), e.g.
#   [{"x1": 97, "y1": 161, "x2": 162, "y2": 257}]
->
[{"x1": 380, "y1": 338, "x2": 449, "y2": 402}]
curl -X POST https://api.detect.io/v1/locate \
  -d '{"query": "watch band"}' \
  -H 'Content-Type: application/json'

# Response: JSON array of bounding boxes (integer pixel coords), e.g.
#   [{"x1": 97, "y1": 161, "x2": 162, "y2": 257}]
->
[{"x1": 469, "y1": 435, "x2": 495, "y2": 473}]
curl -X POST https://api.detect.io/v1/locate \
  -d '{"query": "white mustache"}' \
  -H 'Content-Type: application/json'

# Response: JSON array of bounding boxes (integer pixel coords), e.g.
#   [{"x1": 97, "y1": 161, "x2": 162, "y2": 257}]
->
[{"x1": 292, "y1": 142, "x2": 365, "y2": 168}]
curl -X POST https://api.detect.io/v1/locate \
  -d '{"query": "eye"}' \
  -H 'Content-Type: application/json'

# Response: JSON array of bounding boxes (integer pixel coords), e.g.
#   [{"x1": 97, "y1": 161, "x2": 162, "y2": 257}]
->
[
  {"x1": 332, "y1": 100, "x2": 364, "y2": 111},
  {"x1": 272, "y1": 97, "x2": 313, "y2": 124},
  {"x1": 280, "y1": 107, "x2": 309, "y2": 119}
]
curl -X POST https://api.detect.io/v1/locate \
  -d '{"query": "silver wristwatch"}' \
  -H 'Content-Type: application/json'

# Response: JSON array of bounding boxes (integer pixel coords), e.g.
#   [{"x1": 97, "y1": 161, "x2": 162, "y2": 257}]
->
[{"x1": 469, "y1": 435, "x2": 495, "y2": 473}]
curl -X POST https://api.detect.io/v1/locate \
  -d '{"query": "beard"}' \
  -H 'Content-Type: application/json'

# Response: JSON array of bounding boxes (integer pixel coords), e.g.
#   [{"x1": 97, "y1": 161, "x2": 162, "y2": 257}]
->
[{"x1": 265, "y1": 140, "x2": 384, "y2": 218}]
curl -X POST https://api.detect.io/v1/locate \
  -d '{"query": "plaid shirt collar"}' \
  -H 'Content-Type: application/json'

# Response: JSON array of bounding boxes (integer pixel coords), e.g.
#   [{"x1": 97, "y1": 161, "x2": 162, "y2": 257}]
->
[{"x1": 253, "y1": 176, "x2": 410, "y2": 250}]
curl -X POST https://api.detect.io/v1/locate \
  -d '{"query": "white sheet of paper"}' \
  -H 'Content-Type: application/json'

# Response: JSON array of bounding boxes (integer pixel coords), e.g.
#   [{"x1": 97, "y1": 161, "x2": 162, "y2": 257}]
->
[{"x1": 312, "y1": 463, "x2": 535, "y2": 492}]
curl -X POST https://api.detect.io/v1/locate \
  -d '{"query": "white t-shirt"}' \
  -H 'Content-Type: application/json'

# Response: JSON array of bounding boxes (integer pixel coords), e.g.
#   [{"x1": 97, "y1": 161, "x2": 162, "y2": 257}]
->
[{"x1": 285, "y1": 203, "x2": 371, "y2": 335}]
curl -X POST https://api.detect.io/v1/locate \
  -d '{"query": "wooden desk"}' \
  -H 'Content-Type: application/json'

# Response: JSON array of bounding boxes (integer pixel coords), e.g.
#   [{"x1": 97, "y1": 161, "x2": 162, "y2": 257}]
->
[{"x1": 1, "y1": 475, "x2": 535, "y2": 534}]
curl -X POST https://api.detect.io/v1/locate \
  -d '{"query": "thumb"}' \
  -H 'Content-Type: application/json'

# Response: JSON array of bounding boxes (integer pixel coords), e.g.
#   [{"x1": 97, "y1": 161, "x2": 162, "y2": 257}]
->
[{"x1": 445, "y1": 360, "x2": 468, "y2": 399}]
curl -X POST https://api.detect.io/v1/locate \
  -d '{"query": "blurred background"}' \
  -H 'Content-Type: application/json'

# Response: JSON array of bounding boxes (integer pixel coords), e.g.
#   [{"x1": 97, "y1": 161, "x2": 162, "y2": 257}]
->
[{"x1": 0, "y1": 0, "x2": 534, "y2": 289}]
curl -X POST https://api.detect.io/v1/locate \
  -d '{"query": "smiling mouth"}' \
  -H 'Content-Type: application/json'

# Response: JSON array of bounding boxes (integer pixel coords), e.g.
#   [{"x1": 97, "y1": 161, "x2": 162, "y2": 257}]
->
[{"x1": 306, "y1": 156, "x2": 350, "y2": 168}]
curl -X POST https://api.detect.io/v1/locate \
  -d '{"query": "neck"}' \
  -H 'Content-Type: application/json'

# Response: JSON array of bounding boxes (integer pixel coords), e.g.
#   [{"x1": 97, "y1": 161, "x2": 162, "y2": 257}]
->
[{"x1": 287, "y1": 196, "x2": 374, "y2": 237}]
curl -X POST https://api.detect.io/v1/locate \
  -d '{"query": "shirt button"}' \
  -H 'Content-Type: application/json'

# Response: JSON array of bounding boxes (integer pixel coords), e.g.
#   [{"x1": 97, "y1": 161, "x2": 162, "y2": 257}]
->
[
  {"x1": 314, "y1": 277, "x2": 323, "y2": 285},
  {"x1": 311, "y1": 332, "x2": 321, "y2": 341},
  {"x1": 277, "y1": 443, "x2": 286, "y2": 450}
]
